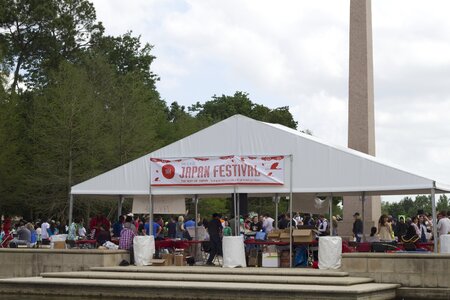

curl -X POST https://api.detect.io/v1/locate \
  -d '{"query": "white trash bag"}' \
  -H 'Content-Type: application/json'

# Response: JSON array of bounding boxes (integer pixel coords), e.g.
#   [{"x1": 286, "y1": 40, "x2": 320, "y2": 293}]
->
[
  {"x1": 222, "y1": 236, "x2": 247, "y2": 268},
  {"x1": 318, "y1": 236, "x2": 342, "y2": 269},
  {"x1": 133, "y1": 235, "x2": 155, "y2": 266},
  {"x1": 103, "y1": 241, "x2": 119, "y2": 250}
]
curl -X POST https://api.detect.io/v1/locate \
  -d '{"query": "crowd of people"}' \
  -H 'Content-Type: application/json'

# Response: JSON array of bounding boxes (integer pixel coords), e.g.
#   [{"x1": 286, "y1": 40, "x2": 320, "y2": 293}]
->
[
  {"x1": 352, "y1": 210, "x2": 450, "y2": 243},
  {"x1": 3, "y1": 209, "x2": 450, "y2": 260}
]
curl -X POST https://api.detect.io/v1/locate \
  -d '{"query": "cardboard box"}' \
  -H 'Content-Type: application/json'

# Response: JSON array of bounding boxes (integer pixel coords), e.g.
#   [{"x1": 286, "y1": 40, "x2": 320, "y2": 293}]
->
[
  {"x1": 52, "y1": 241, "x2": 66, "y2": 249},
  {"x1": 280, "y1": 250, "x2": 290, "y2": 268},
  {"x1": 293, "y1": 229, "x2": 315, "y2": 243},
  {"x1": 247, "y1": 248, "x2": 261, "y2": 267},
  {"x1": 279, "y1": 231, "x2": 291, "y2": 243},
  {"x1": 174, "y1": 254, "x2": 185, "y2": 266},
  {"x1": 161, "y1": 253, "x2": 174, "y2": 266},
  {"x1": 150, "y1": 259, "x2": 166, "y2": 266},
  {"x1": 267, "y1": 230, "x2": 281, "y2": 240},
  {"x1": 262, "y1": 252, "x2": 280, "y2": 268}
]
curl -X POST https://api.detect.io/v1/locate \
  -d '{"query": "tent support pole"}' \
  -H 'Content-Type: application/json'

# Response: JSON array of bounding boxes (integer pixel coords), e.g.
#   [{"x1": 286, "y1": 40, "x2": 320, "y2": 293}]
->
[
  {"x1": 233, "y1": 186, "x2": 239, "y2": 236},
  {"x1": 149, "y1": 163, "x2": 153, "y2": 237},
  {"x1": 237, "y1": 193, "x2": 240, "y2": 235},
  {"x1": 361, "y1": 192, "x2": 366, "y2": 242},
  {"x1": 329, "y1": 194, "x2": 333, "y2": 236},
  {"x1": 68, "y1": 194, "x2": 73, "y2": 225},
  {"x1": 274, "y1": 193, "x2": 279, "y2": 229},
  {"x1": 431, "y1": 185, "x2": 437, "y2": 253},
  {"x1": 194, "y1": 195, "x2": 199, "y2": 258},
  {"x1": 118, "y1": 195, "x2": 124, "y2": 219},
  {"x1": 289, "y1": 155, "x2": 293, "y2": 268}
]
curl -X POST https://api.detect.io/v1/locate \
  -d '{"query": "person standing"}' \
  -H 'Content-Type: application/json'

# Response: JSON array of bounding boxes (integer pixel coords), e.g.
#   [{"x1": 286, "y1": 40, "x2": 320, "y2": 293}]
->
[
  {"x1": 317, "y1": 215, "x2": 329, "y2": 236},
  {"x1": 41, "y1": 218, "x2": 50, "y2": 244},
  {"x1": 437, "y1": 211, "x2": 450, "y2": 237},
  {"x1": 352, "y1": 213, "x2": 363, "y2": 242},
  {"x1": 262, "y1": 214, "x2": 274, "y2": 233},
  {"x1": 175, "y1": 216, "x2": 185, "y2": 239},
  {"x1": 119, "y1": 222, "x2": 136, "y2": 265},
  {"x1": 206, "y1": 213, "x2": 223, "y2": 266},
  {"x1": 166, "y1": 217, "x2": 176, "y2": 238},
  {"x1": 112, "y1": 215, "x2": 125, "y2": 238},
  {"x1": 378, "y1": 214, "x2": 393, "y2": 241}
]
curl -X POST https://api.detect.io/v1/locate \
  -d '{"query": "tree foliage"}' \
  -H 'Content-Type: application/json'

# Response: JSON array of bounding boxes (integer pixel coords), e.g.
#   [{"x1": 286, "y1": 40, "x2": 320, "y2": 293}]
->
[
  {"x1": 0, "y1": 1, "x2": 301, "y2": 221},
  {"x1": 381, "y1": 194, "x2": 449, "y2": 218},
  {"x1": 190, "y1": 91, "x2": 298, "y2": 129}
]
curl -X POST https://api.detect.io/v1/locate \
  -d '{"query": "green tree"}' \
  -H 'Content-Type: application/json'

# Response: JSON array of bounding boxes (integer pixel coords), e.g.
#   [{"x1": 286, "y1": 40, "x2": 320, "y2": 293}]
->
[
  {"x1": 29, "y1": 62, "x2": 104, "y2": 220},
  {"x1": 190, "y1": 91, "x2": 298, "y2": 129},
  {"x1": 0, "y1": 0, "x2": 101, "y2": 92},
  {"x1": 437, "y1": 194, "x2": 449, "y2": 213}
]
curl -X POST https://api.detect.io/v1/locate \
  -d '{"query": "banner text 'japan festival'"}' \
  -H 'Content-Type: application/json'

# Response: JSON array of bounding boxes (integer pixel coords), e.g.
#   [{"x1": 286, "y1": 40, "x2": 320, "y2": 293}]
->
[{"x1": 150, "y1": 155, "x2": 285, "y2": 186}]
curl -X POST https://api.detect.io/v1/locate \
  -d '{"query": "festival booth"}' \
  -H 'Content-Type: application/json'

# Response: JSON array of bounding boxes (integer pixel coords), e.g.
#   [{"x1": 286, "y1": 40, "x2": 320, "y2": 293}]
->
[{"x1": 70, "y1": 114, "x2": 450, "y2": 266}]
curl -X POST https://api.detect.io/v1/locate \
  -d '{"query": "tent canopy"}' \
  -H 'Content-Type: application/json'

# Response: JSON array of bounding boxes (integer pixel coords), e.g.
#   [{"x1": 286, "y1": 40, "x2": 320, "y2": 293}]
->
[{"x1": 71, "y1": 114, "x2": 450, "y2": 197}]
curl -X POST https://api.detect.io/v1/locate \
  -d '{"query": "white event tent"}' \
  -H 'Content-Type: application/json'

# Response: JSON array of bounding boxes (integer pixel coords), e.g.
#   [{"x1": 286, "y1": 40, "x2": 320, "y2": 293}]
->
[{"x1": 71, "y1": 114, "x2": 450, "y2": 253}]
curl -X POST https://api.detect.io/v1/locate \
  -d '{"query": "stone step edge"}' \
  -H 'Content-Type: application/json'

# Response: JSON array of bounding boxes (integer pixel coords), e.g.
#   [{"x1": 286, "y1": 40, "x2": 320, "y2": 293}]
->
[
  {"x1": 0, "y1": 277, "x2": 400, "y2": 295},
  {"x1": 89, "y1": 266, "x2": 350, "y2": 277},
  {"x1": 40, "y1": 271, "x2": 373, "y2": 286}
]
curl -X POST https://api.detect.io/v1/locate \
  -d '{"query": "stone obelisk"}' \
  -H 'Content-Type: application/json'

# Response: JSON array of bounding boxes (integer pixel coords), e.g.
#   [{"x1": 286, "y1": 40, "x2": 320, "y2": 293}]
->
[{"x1": 342, "y1": 0, "x2": 381, "y2": 237}]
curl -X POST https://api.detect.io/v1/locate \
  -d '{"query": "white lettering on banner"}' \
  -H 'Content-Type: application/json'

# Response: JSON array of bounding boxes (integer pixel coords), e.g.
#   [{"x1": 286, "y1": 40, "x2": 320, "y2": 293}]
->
[{"x1": 150, "y1": 155, "x2": 285, "y2": 186}]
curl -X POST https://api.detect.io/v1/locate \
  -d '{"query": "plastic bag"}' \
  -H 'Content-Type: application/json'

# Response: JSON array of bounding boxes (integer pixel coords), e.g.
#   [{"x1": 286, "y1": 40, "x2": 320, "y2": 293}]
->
[
  {"x1": 318, "y1": 236, "x2": 342, "y2": 269},
  {"x1": 133, "y1": 235, "x2": 155, "y2": 266},
  {"x1": 103, "y1": 241, "x2": 119, "y2": 250}
]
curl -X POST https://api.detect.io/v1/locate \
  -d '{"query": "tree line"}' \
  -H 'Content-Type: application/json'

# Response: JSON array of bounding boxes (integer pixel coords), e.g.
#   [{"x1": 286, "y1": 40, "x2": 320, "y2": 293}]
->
[
  {"x1": 0, "y1": 0, "x2": 298, "y2": 221},
  {"x1": 381, "y1": 195, "x2": 450, "y2": 218}
]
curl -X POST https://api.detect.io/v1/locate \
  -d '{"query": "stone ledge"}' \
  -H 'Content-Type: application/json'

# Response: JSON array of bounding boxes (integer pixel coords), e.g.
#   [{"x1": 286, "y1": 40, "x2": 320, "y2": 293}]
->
[
  {"x1": 0, "y1": 248, "x2": 127, "y2": 255},
  {"x1": 343, "y1": 253, "x2": 450, "y2": 259}
]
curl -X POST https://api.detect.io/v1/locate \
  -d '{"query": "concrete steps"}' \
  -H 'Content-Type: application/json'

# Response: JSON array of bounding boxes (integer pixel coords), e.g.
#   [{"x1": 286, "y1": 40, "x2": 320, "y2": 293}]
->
[
  {"x1": 90, "y1": 265, "x2": 350, "y2": 276},
  {"x1": 0, "y1": 266, "x2": 400, "y2": 300},
  {"x1": 41, "y1": 270, "x2": 374, "y2": 285}
]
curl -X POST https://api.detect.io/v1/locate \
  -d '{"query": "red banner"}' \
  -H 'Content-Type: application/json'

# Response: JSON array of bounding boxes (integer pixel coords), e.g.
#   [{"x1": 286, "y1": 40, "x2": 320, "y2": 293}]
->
[{"x1": 150, "y1": 155, "x2": 285, "y2": 186}]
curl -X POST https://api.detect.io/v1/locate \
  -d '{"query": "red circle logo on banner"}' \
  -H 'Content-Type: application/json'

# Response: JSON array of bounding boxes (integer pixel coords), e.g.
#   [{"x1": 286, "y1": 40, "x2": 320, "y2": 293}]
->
[{"x1": 162, "y1": 164, "x2": 175, "y2": 179}]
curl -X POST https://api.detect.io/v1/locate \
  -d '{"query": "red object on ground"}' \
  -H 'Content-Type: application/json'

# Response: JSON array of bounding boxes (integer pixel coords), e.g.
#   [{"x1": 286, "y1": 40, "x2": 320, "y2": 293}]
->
[{"x1": 312, "y1": 261, "x2": 319, "y2": 269}]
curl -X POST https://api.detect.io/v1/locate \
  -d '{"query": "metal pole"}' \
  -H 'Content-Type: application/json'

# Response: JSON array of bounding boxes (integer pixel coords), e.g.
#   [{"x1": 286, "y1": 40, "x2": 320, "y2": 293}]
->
[
  {"x1": 289, "y1": 155, "x2": 293, "y2": 268},
  {"x1": 237, "y1": 193, "x2": 240, "y2": 235},
  {"x1": 149, "y1": 163, "x2": 153, "y2": 237},
  {"x1": 431, "y1": 185, "x2": 437, "y2": 253},
  {"x1": 233, "y1": 186, "x2": 239, "y2": 236},
  {"x1": 68, "y1": 194, "x2": 73, "y2": 225},
  {"x1": 118, "y1": 195, "x2": 124, "y2": 219},
  {"x1": 329, "y1": 195, "x2": 333, "y2": 236},
  {"x1": 274, "y1": 193, "x2": 279, "y2": 229},
  {"x1": 194, "y1": 195, "x2": 199, "y2": 240},
  {"x1": 194, "y1": 195, "x2": 199, "y2": 259},
  {"x1": 361, "y1": 192, "x2": 365, "y2": 242}
]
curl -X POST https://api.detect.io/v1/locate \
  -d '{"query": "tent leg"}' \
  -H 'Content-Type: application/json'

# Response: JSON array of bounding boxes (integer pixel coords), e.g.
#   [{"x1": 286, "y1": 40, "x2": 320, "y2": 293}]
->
[
  {"x1": 233, "y1": 186, "x2": 239, "y2": 236},
  {"x1": 237, "y1": 193, "x2": 240, "y2": 235},
  {"x1": 194, "y1": 195, "x2": 199, "y2": 259},
  {"x1": 148, "y1": 194, "x2": 153, "y2": 237},
  {"x1": 289, "y1": 155, "x2": 293, "y2": 268},
  {"x1": 118, "y1": 195, "x2": 124, "y2": 219},
  {"x1": 431, "y1": 186, "x2": 437, "y2": 253},
  {"x1": 68, "y1": 194, "x2": 73, "y2": 225},
  {"x1": 329, "y1": 195, "x2": 333, "y2": 236},
  {"x1": 361, "y1": 192, "x2": 365, "y2": 242},
  {"x1": 274, "y1": 194, "x2": 279, "y2": 229}
]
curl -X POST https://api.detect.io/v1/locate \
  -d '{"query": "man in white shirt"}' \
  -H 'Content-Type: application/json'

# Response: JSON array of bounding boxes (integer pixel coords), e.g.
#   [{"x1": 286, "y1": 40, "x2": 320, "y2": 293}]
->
[
  {"x1": 41, "y1": 219, "x2": 50, "y2": 241},
  {"x1": 437, "y1": 212, "x2": 450, "y2": 237},
  {"x1": 262, "y1": 214, "x2": 274, "y2": 233}
]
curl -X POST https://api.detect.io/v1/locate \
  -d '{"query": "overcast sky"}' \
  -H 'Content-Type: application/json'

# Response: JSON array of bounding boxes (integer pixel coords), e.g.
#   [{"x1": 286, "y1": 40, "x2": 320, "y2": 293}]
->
[{"x1": 91, "y1": 0, "x2": 450, "y2": 201}]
